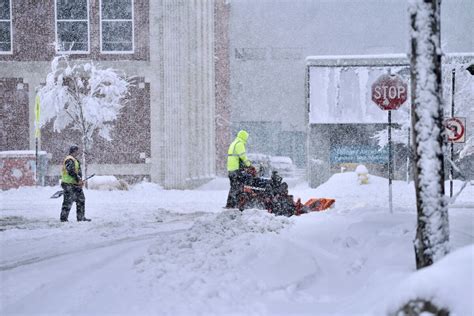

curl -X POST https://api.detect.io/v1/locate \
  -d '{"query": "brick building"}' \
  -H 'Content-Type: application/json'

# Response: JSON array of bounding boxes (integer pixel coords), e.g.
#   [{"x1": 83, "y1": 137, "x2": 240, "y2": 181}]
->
[{"x1": 0, "y1": 0, "x2": 232, "y2": 189}]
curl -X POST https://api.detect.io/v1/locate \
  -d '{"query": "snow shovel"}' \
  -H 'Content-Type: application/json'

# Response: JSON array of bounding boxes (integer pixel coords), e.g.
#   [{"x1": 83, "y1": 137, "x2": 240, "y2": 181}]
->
[{"x1": 50, "y1": 174, "x2": 96, "y2": 199}]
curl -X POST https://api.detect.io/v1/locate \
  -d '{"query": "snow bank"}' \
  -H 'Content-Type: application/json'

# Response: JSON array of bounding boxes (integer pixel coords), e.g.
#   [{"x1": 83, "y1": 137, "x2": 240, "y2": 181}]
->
[
  {"x1": 1, "y1": 173, "x2": 472, "y2": 315},
  {"x1": 293, "y1": 171, "x2": 416, "y2": 212},
  {"x1": 87, "y1": 175, "x2": 129, "y2": 191},
  {"x1": 130, "y1": 180, "x2": 163, "y2": 191},
  {"x1": 385, "y1": 245, "x2": 474, "y2": 315},
  {"x1": 134, "y1": 210, "x2": 321, "y2": 314},
  {"x1": 196, "y1": 177, "x2": 229, "y2": 191}
]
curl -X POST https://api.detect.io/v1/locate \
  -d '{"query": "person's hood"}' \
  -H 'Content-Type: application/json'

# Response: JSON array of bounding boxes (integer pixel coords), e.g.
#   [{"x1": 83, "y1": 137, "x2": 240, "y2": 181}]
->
[{"x1": 237, "y1": 130, "x2": 249, "y2": 143}]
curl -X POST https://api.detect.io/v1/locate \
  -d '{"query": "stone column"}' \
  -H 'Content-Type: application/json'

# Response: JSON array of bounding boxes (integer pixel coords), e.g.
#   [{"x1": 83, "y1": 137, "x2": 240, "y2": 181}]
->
[
  {"x1": 214, "y1": 0, "x2": 231, "y2": 176},
  {"x1": 161, "y1": 0, "x2": 189, "y2": 188},
  {"x1": 149, "y1": 0, "x2": 164, "y2": 184}
]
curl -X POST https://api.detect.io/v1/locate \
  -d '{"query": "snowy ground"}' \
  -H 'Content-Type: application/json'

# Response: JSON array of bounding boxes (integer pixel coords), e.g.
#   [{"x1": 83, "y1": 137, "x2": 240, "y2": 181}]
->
[{"x1": 0, "y1": 173, "x2": 473, "y2": 316}]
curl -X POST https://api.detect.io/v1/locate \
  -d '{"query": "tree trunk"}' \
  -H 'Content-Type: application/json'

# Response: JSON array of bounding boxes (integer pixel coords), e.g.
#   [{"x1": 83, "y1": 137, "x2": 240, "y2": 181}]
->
[{"x1": 409, "y1": 0, "x2": 449, "y2": 269}]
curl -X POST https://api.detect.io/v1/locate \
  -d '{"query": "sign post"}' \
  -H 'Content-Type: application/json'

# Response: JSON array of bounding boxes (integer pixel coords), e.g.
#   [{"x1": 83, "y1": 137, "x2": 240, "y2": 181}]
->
[
  {"x1": 388, "y1": 110, "x2": 393, "y2": 213},
  {"x1": 445, "y1": 116, "x2": 466, "y2": 197},
  {"x1": 450, "y1": 69, "x2": 455, "y2": 198},
  {"x1": 371, "y1": 74, "x2": 408, "y2": 214},
  {"x1": 35, "y1": 94, "x2": 41, "y2": 186}
]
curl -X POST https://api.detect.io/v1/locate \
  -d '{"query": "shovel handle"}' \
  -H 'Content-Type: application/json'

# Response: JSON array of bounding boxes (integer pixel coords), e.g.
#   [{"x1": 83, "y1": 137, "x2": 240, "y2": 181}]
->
[{"x1": 84, "y1": 173, "x2": 95, "y2": 181}]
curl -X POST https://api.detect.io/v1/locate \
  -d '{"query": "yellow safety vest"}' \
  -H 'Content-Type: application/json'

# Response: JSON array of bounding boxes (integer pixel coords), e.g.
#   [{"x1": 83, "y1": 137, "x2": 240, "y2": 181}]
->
[{"x1": 61, "y1": 155, "x2": 80, "y2": 184}]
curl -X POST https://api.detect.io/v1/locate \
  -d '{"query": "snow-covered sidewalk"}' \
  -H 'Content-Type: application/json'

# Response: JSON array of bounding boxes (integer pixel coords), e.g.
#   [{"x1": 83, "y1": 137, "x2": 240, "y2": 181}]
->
[{"x1": 1, "y1": 173, "x2": 473, "y2": 315}]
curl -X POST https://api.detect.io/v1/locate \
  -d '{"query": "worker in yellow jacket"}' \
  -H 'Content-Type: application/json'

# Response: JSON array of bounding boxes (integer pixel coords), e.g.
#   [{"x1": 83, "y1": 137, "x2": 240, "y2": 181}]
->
[
  {"x1": 225, "y1": 130, "x2": 253, "y2": 208},
  {"x1": 60, "y1": 145, "x2": 91, "y2": 222}
]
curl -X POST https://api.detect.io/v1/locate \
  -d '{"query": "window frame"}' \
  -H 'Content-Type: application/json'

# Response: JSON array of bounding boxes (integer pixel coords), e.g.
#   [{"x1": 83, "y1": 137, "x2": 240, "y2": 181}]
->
[
  {"x1": 99, "y1": 0, "x2": 135, "y2": 54},
  {"x1": 54, "y1": 0, "x2": 90, "y2": 54},
  {"x1": 0, "y1": 0, "x2": 12, "y2": 55}
]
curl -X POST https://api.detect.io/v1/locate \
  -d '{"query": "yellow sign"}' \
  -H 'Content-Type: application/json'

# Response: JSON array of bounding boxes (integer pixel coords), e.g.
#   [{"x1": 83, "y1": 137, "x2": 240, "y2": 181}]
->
[{"x1": 35, "y1": 94, "x2": 40, "y2": 138}]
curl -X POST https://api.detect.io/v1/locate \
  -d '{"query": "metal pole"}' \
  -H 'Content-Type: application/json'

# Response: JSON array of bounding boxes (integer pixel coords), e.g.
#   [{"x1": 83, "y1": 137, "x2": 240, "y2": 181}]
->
[
  {"x1": 388, "y1": 110, "x2": 393, "y2": 214},
  {"x1": 35, "y1": 137, "x2": 38, "y2": 186},
  {"x1": 450, "y1": 69, "x2": 455, "y2": 198},
  {"x1": 406, "y1": 127, "x2": 410, "y2": 183},
  {"x1": 34, "y1": 93, "x2": 40, "y2": 186}
]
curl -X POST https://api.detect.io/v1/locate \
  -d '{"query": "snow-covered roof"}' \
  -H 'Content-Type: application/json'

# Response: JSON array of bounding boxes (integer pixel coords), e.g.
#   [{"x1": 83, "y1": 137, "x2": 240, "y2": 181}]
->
[
  {"x1": 306, "y1": 54, "x2": 409, "y2": 67},
  {"x1": 0, "y1": 151, "x2": 47, "y2": 157},
  {"x1": 306, "y1": 52, "x2": 474, "y2": 67}
]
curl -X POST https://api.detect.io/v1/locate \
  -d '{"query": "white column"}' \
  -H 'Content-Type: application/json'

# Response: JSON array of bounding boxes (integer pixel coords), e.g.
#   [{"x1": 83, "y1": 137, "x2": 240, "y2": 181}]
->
[
  {"x1": 196, "y1": 0, "x2": 204, "y2": 180},
  {"x1": 158, "y1": 0, "x2": 216, "y2": 188},
  {"x1": 149, "y1": 0, "x2": 163, "y2": 184},
  {"x1": 188, "y1": 0, "x2": 198, "y2": 181},
  {"x1": 207, "y1": 0, "x2": 216, "y2": 177},
  {"x1": 200, "y1": 0, "x2": 208, "y2": 178},
  {"x1": 162, "y1": 0, "x2": 189, "y2": 188}
]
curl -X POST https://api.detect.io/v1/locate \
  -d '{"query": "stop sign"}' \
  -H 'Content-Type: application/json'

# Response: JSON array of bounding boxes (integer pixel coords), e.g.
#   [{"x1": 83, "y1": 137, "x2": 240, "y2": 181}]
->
[{"x1": 371, "y1": 74, "x2": 408, "y2": 110}]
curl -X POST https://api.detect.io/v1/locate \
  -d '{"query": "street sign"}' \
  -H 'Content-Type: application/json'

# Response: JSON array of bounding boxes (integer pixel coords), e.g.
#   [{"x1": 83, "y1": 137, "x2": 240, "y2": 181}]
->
[
  {"x1": 371, "y1": 74, "x2": 408, "y2": 110},
  {"x1": 445, "y1": 117, "x2": 466, "y2": 143},
  {"x1": 371, "y1": 73, "x2": 408, "y2": 214},
  {"x1": 330, "y1": 146, "x2": 388, "y2": 164}
]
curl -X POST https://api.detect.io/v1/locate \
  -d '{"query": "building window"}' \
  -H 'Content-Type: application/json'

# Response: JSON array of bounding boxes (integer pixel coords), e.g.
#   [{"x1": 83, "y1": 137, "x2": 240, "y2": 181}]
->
[
  {"x1": 100, "y1": 0, "x2": 134, "y2": 53},
  {"x1": 55, "y1": 0, "x2": 89, "y2": 53},
  {"x1": 0, "y1": 0, "x2": 12, "y2": 53}
]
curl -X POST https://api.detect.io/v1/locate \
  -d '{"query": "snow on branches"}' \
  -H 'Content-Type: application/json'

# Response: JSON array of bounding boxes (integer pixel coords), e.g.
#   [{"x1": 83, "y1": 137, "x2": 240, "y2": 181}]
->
[
  {"x1": 38, "y1": 55, "x2": 129, "y2": 142},
  {"x1": 38, "y1": 55, "x2": 130, "y2": 177}
]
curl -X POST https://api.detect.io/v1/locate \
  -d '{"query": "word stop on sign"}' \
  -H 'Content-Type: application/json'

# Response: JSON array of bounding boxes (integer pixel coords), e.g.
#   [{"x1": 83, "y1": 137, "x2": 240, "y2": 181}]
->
[
  {"x1": 371, "y1": 74, "x2": 408, "y2": 111},
  {"x1": 373, "y1": 85, "x2": 406, "y2": 103}
]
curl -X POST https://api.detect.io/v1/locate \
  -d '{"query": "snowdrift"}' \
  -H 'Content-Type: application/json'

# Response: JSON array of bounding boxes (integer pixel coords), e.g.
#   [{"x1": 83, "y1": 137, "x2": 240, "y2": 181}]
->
[{"x1": 386, "y1": 245, "x2": 474, "y2": 316}]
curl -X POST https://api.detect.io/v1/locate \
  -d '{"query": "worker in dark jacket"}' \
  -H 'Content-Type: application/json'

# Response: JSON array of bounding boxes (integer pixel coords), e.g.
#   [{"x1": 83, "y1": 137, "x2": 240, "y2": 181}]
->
[
  {"x1": 60, "y1": 145, "x2": 91, "y2": 222},
  {"x1": 225, "y1": 130, "x2": 254, "y2": 208}
]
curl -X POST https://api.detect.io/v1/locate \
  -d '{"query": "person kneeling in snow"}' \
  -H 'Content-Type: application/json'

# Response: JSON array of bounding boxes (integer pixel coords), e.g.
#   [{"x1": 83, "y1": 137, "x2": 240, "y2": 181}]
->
[{"x1": 60, "y1": 145, "x2": 91, "y2": 222}]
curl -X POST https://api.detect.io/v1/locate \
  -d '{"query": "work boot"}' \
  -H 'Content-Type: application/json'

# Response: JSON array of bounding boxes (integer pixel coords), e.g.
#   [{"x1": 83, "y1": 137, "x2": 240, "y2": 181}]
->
[
  {"x1": 60, "y1": 218, "x2": 68, "y2": 222},
  {"x1": 78, "y1": 218, "x2": 91, "y2": 222}
]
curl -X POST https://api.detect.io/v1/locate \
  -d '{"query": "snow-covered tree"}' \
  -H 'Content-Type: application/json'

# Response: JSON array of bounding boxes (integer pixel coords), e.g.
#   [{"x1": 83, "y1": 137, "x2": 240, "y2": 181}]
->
[
  {"x1": 38, "y1": 55, "x2": 130, "y2": 179},
  {"x1": 409, "y1": 0, "x2": 449, "y2": 269},
  {"x1": 372, "y1": 107, "x2": 411, "y2": 149}
]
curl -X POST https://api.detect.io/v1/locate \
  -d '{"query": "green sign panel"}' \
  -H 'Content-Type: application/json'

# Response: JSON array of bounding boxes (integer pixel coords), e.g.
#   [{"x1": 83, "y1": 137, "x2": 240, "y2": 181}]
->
[{"x1": 330, "y1": 146, "x2": 388, "y2": 164}]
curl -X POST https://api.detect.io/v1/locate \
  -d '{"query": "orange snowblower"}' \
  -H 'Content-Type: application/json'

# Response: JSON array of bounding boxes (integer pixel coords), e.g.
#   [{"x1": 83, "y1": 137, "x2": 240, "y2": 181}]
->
[{"x1": 237, "y1": 168, "x2": 335, "y2": 217}]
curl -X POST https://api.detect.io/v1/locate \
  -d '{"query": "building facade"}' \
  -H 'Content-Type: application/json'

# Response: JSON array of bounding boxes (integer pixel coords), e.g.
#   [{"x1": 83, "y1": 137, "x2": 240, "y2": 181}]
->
[
  {"x1": 0, "y1": 0, "x2": 227, "y2": 189},
  {"x1": 306, "y1": 54, "x2": 474, "y2": 187},
  {"x1": 228, "y1": 0, "x2": 473, "y2": 170}
]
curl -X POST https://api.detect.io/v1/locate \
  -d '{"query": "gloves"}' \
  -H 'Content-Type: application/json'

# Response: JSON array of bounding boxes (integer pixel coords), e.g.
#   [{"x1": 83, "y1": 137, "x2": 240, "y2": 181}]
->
[{"x1": 248, "y1": 166, "x2": 257, "y2": 177}]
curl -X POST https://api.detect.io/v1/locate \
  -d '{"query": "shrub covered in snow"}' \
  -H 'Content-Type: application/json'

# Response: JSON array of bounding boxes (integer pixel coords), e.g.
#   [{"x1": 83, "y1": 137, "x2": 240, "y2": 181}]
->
[{"x1": 87, "y1": 175, "x2": 129, "y2": 191}]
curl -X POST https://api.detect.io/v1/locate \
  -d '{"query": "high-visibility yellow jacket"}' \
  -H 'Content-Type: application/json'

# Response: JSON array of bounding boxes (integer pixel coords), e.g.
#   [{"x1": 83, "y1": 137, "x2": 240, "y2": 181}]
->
[
  {"x1": 227, "y1": 130, "x2": 251, "y2": 172},
  {"x1": 61, "y1": 155, "x2": 81, "y2": 184}
]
